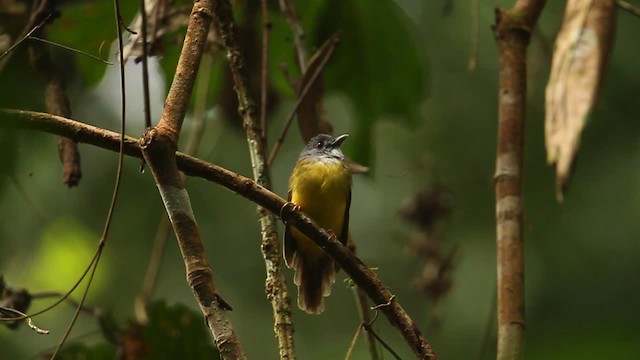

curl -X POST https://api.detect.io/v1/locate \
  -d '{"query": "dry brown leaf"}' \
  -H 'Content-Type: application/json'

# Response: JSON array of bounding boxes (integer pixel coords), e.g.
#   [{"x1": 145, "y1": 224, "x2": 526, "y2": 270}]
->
[{"x1": 545, "y1": 0, "x2": 616, "y2": 199}]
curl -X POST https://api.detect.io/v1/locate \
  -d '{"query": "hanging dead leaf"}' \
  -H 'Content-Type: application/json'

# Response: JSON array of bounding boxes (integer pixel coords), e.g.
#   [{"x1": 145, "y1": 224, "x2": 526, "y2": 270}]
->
[{"x1": 545, "y1": 0, "x2": 616, "y2": 200}]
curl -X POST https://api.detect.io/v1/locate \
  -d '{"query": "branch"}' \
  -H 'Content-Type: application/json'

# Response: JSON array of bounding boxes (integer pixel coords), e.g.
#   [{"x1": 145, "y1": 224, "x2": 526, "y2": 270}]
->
[
  {"x1": 135, "y1": 53, "x2": 216, "y2": 325},
  {"x1": 211, "y1": 0, "x2": 296, "y2": 358},
  {"x1": 260, "y1": 0, "x2": 271, "y2": 141},
  {"x1": 492, "y1": 1, "x2": 546, "y2": 359},
  {"x1": 348, "y1": 240, "x2": 380, "y2": 360},
  {"x1": 27, "y1": 3, "x2": 82, "y2": 187},
  {"x1": 278, "y1": 0, "x2": 308, "y2": 72},
  {"x1": 134, "y1": 0, "x2": 246, "y2": 358},
  {"x1": 617, "y1": 0, "x2": 640, "y2": 17},
  {"x1": 1, "y1": 108, "x2": 437, "y2": 359}
]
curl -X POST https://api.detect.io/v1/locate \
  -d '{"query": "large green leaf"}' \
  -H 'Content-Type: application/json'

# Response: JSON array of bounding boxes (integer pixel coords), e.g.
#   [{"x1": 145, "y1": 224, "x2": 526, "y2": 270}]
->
[
  {"x1": 58, "y1": 300, "x2": 219, "y2": 359},
  {"x1": 140, "y1": 300, "x2": 220, "y2": 358},
  {"x1": 47, "y1": 1, "x2": 138, "y2": 86},
  {"x1": 310, "y1": 0, "x2": 429, "y2": 165}
]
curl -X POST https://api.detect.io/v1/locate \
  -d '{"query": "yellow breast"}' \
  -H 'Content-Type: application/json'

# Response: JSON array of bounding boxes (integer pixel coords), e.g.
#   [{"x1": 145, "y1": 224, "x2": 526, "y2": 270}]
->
[{"x1": 289, "y1": 158, "x2": 351, "y2": 258}]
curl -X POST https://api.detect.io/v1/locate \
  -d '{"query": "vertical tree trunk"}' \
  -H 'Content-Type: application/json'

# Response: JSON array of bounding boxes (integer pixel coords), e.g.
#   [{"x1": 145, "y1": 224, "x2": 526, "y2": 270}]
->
[{"x1": 492, "y1": 1, "x2": 546, "y2": 359}]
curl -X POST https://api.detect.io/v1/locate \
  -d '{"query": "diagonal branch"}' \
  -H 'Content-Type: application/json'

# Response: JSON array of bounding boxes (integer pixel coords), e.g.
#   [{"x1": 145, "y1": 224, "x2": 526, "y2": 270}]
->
[
  {"x1": 134, "y1": 0, "x2": 245, "y2": 358},
  {"x1": 1, "y1": 108, "x2": 437, "y2": 359},
  {"x1": 492, "y1": 1, "x2": 546, "y2": 359},
  {"x1": 278, "y1": 0, "x2": 308, "y2": 72}
]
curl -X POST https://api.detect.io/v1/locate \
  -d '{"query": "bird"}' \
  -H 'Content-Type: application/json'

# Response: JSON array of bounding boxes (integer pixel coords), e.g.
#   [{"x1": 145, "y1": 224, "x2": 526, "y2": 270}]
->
[{"x1": 284, "y1": 133, "x2": 352, "y2": 314}]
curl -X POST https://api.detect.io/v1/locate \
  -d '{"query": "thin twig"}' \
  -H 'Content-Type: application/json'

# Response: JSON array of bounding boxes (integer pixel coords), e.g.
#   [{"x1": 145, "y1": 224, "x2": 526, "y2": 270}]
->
[
  {"x1": 617, "y1": 0, "x2": 640, "y2": 17},
  {"x1": 370, "y1": 295, "x2": 395, "y2": 310},
  {"x1": 260, "y1": 0, "x2": 271, "y2": 141},
  {"x1": 0, "y1": 306, "x2": 49, "y2": 334},
  {"x1": 279, "y1": 62, "x2": 297, "y2": 89},
  {"x1": 1, "y1": 108, "x2": 438, "y2": 359},
  {"x1": 140, "y1": 0, "x2": 152, "y2": 129},
  {"x1": 28, "y1": 37, "x2": 113, "y2": 64},
  {"x1": 344, "y1": 324, "x2": 363, "y2": 360},
  {"x1": 0, "y1": 251, "x2": 99, "y2": 322},
  {"x1": 134, "y1": 215, "x2": 171, "y2": 324},
  {"x1": 267, "y1": 37, "x2": 337, "y2": 165},
  {"x1": 348, "y1": 289, "x2": 400, "y2": 360},
  {"x1": 363, "y1": 320, "x2": 403, "y2": 360},
  {"x1": 278, "y1": 0, "x2": 308, "y2": 71},
  {"x1": 50, "y1": 256, "x2": 101, "y2": 358},
  {"x1": 0, "y1": 11, "x2": 51, "y2": 69},
  {"x1": 31, "y1": 291, "x2": 100, "y2": 316},
  {"x1": 354, "y1": 287, "x2": 381, "y2": 360},
  {"x1": 184, "y1": 54, "x2": 213, "y2": 154},
  {"x1": 349, "y1": 238, "x2": 380, "y2": 360},
  {"x1": 48, "y1": 0, "x2": 129, "y2": 355}
]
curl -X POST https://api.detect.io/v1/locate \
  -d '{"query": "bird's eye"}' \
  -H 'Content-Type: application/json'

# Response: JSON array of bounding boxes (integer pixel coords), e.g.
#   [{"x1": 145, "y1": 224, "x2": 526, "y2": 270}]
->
[{"x1": 316, "y1": 141, "x2": 323, "y2": 149}]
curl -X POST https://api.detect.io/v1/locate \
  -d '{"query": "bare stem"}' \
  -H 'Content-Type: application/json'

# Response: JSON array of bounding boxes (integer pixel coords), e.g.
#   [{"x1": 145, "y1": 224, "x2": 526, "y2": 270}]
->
[
  {"x1": 211, "y1": 0, "x2": 296, "y2": 357},
  {"x1": 492, "y1": 1, "x2": 546, "y2": 359},
  {"x1": 135, "y1": 53, "x2": 215, "y2": 325},
  {"x1": 278, "y1": 0, "x2": 308, "y2": 71},
  {"x1": 137, "y1": 0, "x2": 246, "y2": 357},
  {"x1": 267, "y1": 33, "x2": 338, "y2": 165},
  {"x1": 140, "y1": 0, "x2": 152, "y2": 129},
  {"x1": 260, "y1": 0, "x2": 271, "y2": 141},
  {"x1": 617, "y1": 0, "x2": 640, "y2": 17}
]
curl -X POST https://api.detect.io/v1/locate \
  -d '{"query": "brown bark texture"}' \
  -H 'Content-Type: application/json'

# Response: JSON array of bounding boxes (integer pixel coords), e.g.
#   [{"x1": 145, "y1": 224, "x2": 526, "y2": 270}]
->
[
  {"x1": 492, "y1": 1, "x2": 546, "y2": 359},
  {"x1": 136, "y1": 0, "x2": 246, "y2": 358},
  {"x1": 211, "y1": 0, "x2": 296, "y2": 357}
]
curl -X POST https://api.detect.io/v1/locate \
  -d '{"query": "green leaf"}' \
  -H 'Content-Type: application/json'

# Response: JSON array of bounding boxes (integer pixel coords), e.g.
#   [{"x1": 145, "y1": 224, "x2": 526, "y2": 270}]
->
[
  {"x1": 30, "y1": 218, "x2": 107, "y2": 292},
  {"x1": 140, "y1": 300, "x2": 220, "y2": 359},
  {"x1": 47, "y1": 1, "x2": 138, "y2": 86},
  {"x1": 310, "y1": 0, "x2": 429, "y2": 165},
  {"x1": 60, "y1": 301, "x2": 218, "y2": 359}
]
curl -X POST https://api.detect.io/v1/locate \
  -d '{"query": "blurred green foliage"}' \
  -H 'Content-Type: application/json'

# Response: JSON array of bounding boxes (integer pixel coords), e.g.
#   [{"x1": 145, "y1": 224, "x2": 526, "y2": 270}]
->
[
  {"x1": 29, "y1": 218, "x2": 107, "y2": 292},
  {"x1": 46, "y1": 0, "x2": 138, "y2": 86},
  {"x1": 311, "y1": 0, "x2": 428, "y2": 165},
  {"x1": 1, "y1": 1, "x2": 640, "y2": 360},
  {"x1": 54, "y1": 300, "x2": 219, "y2": 359}
]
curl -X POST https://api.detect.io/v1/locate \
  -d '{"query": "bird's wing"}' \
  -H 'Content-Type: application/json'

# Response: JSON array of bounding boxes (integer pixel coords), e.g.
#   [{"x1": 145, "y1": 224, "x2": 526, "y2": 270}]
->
[
  {"x1": 339, "y1": 188, "x2": 351, "y2": 246},
  {"x1": 284, "y1": 190, "x2": 296, "y2": 267}
]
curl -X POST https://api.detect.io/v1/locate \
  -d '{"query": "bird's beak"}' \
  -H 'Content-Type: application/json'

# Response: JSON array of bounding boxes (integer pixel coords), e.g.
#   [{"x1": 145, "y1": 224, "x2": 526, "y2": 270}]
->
[{"x1": 332, "y1": 134, "x2": 349, "y2": 147}]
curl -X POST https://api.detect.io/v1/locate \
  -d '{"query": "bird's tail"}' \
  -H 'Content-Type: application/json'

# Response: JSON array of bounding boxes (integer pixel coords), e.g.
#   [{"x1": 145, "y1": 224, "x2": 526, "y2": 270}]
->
[{"x1": 291, "y1": 254, "x2": 336, "y2": 314}]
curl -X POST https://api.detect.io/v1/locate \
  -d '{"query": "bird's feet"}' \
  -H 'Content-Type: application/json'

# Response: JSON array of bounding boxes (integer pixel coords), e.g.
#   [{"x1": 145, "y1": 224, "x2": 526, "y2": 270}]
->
[{"x1": 280, "y1": 202, "x2": 301, "y2": 223}]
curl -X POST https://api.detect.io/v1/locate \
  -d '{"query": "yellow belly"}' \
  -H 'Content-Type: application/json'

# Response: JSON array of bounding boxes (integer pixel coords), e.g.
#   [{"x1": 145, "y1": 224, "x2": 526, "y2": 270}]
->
[{"x1": 289, "y1": 158, "x2": 351, "y2": 259}]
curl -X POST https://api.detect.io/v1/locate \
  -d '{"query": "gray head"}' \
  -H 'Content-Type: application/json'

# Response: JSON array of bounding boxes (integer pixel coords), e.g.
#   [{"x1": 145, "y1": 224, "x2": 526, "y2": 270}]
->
[{"x1": 299, "y1": 133, "x2": 349, "y2": 160}]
